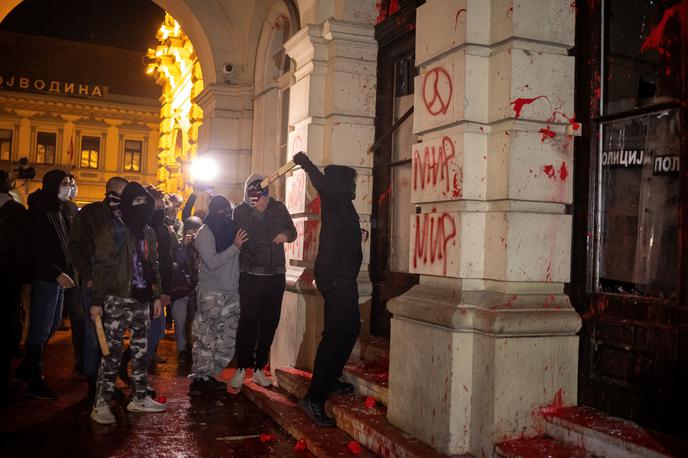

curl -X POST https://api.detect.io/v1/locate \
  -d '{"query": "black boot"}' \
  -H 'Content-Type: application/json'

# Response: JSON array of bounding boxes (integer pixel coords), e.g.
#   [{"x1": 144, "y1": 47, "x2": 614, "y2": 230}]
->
[
  {"x1": 86, "y1": 376, "x2": 97, "y2": 403},
  {"x1": 298, "y1": 397, "x2": 336, "y2": 427},
  {"x1": 328, "y1": 380, "x2": 355, "y2": 394}
]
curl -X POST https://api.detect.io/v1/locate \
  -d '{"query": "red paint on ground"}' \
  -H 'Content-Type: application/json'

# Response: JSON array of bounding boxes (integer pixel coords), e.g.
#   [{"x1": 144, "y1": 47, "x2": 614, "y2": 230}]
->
[
  {"x1": 364, "y1": 396, "x2": 377, "y2": 409},
  {"x1": 640, "y1": 5, "x2": 681, "y2": 57},
  {"x1": 347, "y1": 440, "x2": 363, "y2": 454},
  {"x1": 260, "y1": 433, "x2": 277, "y2": 442},
  {"x1": 538, "y1": 125, "x2": 556, "y2": 142},
  {"x1": 559, "y1": 162, "x2": 568, "y2": 181},
  {"x1": 540, "y1": 388, "x2": 564, "y2": 415},
  {"x1": 496, "y1": 436, "x2": 589, "y2": 458},
  {"x1": 294, "y1": 438, "x2": 307, "y2": 452},
  {"x1": 511, "y1": 95, "x2": 549, "y2": 119}
]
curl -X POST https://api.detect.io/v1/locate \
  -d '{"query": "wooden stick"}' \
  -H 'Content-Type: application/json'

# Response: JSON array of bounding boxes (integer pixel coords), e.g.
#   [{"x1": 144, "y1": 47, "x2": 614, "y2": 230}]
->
[
  {"x1": 260, "y1": 159, "x2": 297, "y2": 189},
  {"x1": 367, "y1": 105, "x2": 414, "y2": 154},
  {"x1": 216, "y1": 435, "x2": 261, "y2": 441},
  {"x1": 95, "y1": 315, "x2": 110, "y2": 356}
]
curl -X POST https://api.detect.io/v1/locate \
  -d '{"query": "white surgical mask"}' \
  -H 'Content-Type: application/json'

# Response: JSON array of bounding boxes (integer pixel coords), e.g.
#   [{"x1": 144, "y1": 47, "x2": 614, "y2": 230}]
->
[{"x1": 58, "y1": 185, "x2": 71, "y2": 202}]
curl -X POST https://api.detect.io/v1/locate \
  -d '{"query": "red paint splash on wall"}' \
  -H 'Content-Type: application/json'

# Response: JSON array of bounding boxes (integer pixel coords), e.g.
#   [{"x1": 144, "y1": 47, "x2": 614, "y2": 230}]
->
[
  {"x1": 542, "y1": 164, "x2": 556, "y2": 179},
  {"x1": 452, "y1": 173, "x2": 462, "y2": 198},
  {"x1": 454, "y1": 8, "x2": 467, "y2": 30},
  {"x1": 559, "y1": 162, "x2": 568, "y2": 181},
  {"x1": 640, "y1": 4, "x2": 681, "y2": 57},
  {"x1": 538, "y1": 126, "x2": 556, "y2": 142},
  {"x1": 511, "y1": 95, "x2": 549, "y2": 119},
  {"x1": 378, "y1": 185, "x2": 392, "y2": 206},
  {"x1": 540, "y1": 388, "x2": 564, "y2": 415}
]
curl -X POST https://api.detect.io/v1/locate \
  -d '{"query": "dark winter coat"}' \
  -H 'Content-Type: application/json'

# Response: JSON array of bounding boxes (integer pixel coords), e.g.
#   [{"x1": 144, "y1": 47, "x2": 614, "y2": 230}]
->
[
  {"x1": 0, "y1": 194, "x2": 29, "y2": 286},
  {"x1": 297, "y1": 156, "x2": 362, "y2": 289},
  {"x1": 26, "y1": 170, "x2": 74, "y2": 282},
  {"x1": 68, "y1": 200, "x2": 114, "y2": 282}
]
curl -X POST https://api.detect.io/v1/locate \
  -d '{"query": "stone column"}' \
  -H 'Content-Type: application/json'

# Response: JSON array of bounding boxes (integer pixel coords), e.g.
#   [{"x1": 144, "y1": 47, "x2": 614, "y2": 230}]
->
[
  {"x1": 386, "y1": 1, "x2": 581, "y2": 456},
  {"x1": 195, "y1": 83, "x2": 253, "y2": 202},
  {"x1": 271, "y1": 19, "x2": 377, "y2": 371}
]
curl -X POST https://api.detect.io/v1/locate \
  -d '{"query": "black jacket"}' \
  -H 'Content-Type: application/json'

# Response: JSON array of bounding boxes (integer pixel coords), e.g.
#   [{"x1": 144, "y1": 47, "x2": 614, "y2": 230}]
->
[
  {"x1": 233, "y1": 198, "x2": 297, "y2": 275},
  {"x1": 26, "y1": 170, "x2": 73, "y2": 282},
  {"x1": 151, "y1": 220, "x2": 175, "y2": 297},
  {"x1": 68, "y1": 200, "x2": 113, "y2": 282},
  {"x1": 0, "y1": 194, "x2": 29, "y2": 286},
  {"x1": 298, "y1": 157, "x2": 362, "y2": 288}
]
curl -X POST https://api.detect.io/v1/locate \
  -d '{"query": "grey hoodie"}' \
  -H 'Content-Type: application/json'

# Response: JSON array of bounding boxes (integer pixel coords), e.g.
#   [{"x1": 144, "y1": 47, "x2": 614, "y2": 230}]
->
[{"x1": 194, "y1": 224, "x2": 240, "y2": 294}]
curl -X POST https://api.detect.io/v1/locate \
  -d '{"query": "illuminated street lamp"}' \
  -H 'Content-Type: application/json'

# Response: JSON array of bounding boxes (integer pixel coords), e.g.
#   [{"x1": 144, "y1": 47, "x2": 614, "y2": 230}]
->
[{"x1": 189, "y1": 156, "x2": 218, "y2": 184}]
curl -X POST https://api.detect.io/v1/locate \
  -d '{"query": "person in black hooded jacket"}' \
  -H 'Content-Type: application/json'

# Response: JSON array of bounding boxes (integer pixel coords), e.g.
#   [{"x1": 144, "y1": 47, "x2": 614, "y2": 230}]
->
[
  {"x1": 292, "y1": 152, "x2": 362, "y2": 427},
  {"x1": 15, "y1": 169, "x2": 76, "y2": 400}
]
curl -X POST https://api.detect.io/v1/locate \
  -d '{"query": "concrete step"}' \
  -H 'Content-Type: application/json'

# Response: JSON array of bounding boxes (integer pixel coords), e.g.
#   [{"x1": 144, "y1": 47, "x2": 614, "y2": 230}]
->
[
  {"x1": 341, "y1": 358, "x2": 389, "y2": 406},
  {"x1": 350, "y1": 335, "x2": 390, "y2": 366},
  {"x1": 275, "y1": 367, "x2": 464, "y2": 458},
  {"x1": 494, "y1": 436, "x2": 592, "y2": 458},
  {"x1": 543, "y1": 406, "x2": 688, "y2": 458},
  {"x1": 241, "y1": 379, "x2": 376, "y2": 457}
]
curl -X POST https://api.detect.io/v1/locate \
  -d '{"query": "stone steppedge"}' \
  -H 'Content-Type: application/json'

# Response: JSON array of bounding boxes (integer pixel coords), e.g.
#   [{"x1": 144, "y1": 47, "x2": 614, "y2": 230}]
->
[
  {"x1": 276, "y1": 367, "x2": 464, "y2": 458},
  {"x1": 543, "y1": 416, "x2": 670, "y2": 458},
  {"x1": 241, "y1": 380, "x2": 376, "y2": 458},
  {"x1": 341, "y1": 369, "x2": 388, "y2": 406},
  {"x1": 388, "y1": 285, "x2": 582, "y2": 336},
  {"x1": 493, "y1": 436, "x2": 592, "y2": 458}
]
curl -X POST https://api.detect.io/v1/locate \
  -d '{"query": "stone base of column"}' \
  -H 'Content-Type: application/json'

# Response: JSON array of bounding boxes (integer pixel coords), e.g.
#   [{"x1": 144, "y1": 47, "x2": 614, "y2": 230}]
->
[{"x1": 387, "y1": 284, "x2": 581, "y2": 456}]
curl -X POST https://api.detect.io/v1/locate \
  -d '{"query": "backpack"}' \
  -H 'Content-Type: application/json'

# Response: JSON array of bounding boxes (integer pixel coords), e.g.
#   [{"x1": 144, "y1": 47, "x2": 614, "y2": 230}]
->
[{"x1": 170, "y1": 236, "x2": 198, "y2": 301}]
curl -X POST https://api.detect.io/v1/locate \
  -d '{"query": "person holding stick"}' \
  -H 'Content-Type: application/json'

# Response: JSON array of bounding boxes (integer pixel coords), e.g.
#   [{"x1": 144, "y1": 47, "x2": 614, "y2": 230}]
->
[
  {"x1": 292, "y1": 152, "x2": 362, "y2": 427},
  {"x1": 89, "y1": 182, "x2": 166, "y2": 424}
]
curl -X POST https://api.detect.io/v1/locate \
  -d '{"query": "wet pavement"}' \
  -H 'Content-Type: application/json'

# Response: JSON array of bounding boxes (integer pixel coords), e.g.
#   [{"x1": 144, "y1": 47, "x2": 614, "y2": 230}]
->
[{"x1": 1, "y1": 330, "x2": 310, "y2": 457}]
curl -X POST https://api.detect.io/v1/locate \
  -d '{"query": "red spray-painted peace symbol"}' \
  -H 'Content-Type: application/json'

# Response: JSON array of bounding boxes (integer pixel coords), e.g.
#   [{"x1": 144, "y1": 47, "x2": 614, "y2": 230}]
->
[{"x1": 422, "y1": 67, "x2": 453, "y2": 116}]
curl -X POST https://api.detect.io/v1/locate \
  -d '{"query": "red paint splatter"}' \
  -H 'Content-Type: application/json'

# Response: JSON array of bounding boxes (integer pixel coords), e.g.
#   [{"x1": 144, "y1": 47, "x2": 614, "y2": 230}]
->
[
  {"x1": 559, "y1": 162, "x2": 568, "y2": 181},
  {"x1": 157, "y1": 395, "x2": 167, "y2": 404},
  {"x1": 347, "y1": 440, "x2": 363, "y2": 454},
  {"x1": 294, "y1": 438, "x2": 307, "y2": 452},
  {"x1": 542, "y1": 164, "x2": 556, "y2": 179},
  {"x1": 364, "y1": 396, "x2": 376, "y2": 409},
  {"x1": 260, "y1": 434, "x2": 277, "y2": 442},
  {"x1": 640, "y1": 5, "x2": 681, "y2": 57},
  {"x1": 511, "y1": 95, "x2": 549, "y2": 119},
  {"x1": 378, "y1": 185, "x2": 392, "y2": 205},
  {"x1": 454, "y1": 8, "x2": 467, "y2": 30},
  {"x1": 540, "y1": 389, "x2": 564, "y2": 415},
  {"x1": 306, "y1": 195, "x2": 321, "y2": 214},
  {"x1": 594, "y1": 87, "x2": 601, "y2": 101},
  {"x1": 452, "y1": 173, "x2": 462, "y2": 198},
  {"x1": 538, "y1": 126, "x2": 556, "y2": 142}
]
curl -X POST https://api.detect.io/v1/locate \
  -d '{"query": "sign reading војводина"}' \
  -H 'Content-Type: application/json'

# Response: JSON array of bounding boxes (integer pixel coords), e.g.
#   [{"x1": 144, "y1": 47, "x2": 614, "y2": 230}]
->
[{"x1": 0, "y1": 75, "x2": 108, "y2": 98}]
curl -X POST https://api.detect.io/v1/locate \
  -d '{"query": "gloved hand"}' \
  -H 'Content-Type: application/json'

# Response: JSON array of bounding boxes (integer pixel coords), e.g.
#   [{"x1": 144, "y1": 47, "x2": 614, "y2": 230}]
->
[{"x1": 292, "y1": 151, "x2": 309, "y2": 167}]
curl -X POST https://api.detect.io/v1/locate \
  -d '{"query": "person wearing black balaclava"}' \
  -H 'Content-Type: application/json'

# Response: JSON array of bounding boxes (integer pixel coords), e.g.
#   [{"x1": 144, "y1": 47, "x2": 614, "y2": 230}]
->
[
  {"x1": 231, "y1": 174, "x2": 297, "y2": 391},
  {"x1": 292, "y1": 152, "x2": 362, "y2": 427},
  {"x1": 68, "y1": 176, "x2": 128, "y2": 401},
  {"x1": 15, "y1": 169, "x2": 76, "y2": 400},
  {"x1": 188, "y1": 195, "x2": 247, "y2": 396},
  {"x1": 89, "y1": 182, "x2": 166, "y2": 425},
  {"x1": 0, "y1": 170, "x2": 28, "y2": 404}
]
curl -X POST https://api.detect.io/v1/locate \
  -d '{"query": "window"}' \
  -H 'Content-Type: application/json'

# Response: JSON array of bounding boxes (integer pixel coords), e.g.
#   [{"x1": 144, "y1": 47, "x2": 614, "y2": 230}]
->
[
  {"x1": 124, "y1": 140, "x2": 142, "y2": 171},
  {"x1": 0, "y1": 129, "x2": 12, "y2": 161},
  {"x1": 80, "y1": 135, "x2": 100, "y2": 169},
  {"x1": 36, "y1": 132, "x2": 56, "y2": 164}
]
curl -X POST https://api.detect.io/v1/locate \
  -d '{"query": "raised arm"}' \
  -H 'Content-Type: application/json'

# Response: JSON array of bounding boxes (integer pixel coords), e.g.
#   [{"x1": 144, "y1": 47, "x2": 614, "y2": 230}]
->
[{"x1": 292, "y1": 152, "x2": 327, "y2": 197}]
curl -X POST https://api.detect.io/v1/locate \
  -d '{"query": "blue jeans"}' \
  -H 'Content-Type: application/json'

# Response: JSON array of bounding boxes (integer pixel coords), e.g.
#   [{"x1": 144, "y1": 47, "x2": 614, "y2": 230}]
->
[
  {"x1": 146, "y1": 310, "x2": 166, "y2": 366},
  {"x1": 80, "y1": 287, "x2": 101, "y2": 378},
  {"x1": 21, "y1": 281, "x2": 64, "y2": 382},
  {"x1": 172, "y1": 296, "x2": 189, "y2": 351}
]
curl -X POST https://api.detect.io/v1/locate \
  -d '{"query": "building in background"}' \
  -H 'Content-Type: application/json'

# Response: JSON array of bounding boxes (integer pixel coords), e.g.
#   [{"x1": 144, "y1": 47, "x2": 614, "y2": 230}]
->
[{"x1": 0, "y1": 30, "x2": 160, "y2": 206}]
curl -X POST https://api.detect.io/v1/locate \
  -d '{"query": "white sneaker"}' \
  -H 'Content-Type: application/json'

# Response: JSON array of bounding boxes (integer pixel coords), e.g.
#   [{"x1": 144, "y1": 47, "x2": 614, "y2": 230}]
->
[
  {"x1": 90, "y1": 403, "x2": 116, "y2": 425},
  {"x1": 231, "y1": 368, "x2": 246, "y2": 390},
  {"x1": 126, "y1": 395, "x2": 166, "y2": 413},
  {"x1": 252, "y1": 369, "x2": 272, "y2": 387}
]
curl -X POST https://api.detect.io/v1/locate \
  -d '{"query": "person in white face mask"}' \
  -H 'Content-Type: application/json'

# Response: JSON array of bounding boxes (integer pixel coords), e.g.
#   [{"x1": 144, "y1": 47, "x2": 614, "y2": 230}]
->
[{"x1": 15, "y1": 169, "x2": 76, "y2": 400}]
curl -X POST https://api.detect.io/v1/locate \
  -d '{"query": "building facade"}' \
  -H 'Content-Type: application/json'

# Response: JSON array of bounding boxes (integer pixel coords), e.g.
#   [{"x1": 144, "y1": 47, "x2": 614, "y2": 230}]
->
[
  {"x1": 0, "y1": 31, "x2": 160, "y2": 205},
  {"x1": 1, "y1": 0, "x2": 686, "y2": 455}
]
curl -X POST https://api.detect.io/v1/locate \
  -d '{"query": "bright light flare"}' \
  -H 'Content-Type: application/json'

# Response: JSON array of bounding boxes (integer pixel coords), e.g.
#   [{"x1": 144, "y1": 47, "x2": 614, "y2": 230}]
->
[{"x1": 189, "y1": 156, "x2": 219, "y2": 182}]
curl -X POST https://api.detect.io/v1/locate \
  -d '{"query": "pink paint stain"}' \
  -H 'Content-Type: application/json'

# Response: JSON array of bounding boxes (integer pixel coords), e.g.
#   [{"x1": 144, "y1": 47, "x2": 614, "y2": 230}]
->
[
  {"x1": 454, "y1": 8, "x2": 467, "y2": 30},
  {"x1": 538, "y1": 126, "x2": 556, "y2": 142},
  {"x1": 640, "y1": 5, "x2": 681, "y2": 57},
  {"x1": 511, "y1": 95, "x2": 549, "y2": 119}
]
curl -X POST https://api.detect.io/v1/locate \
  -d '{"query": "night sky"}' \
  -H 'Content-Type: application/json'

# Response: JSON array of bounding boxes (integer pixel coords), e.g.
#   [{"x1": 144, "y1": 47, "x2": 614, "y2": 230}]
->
[{"x1": 0, "y1": 0, "x2": 165, "y2": 51}]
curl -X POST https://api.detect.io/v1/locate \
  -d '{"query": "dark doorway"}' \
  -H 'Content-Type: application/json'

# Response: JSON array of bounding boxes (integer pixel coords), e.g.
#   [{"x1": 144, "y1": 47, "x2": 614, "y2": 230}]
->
[
  {"x1": 571, "y1": 0, "x2": 688, "y2": 436},
  {"x1": 370, "y1": 1, "x2": 423, "y2": 338}
]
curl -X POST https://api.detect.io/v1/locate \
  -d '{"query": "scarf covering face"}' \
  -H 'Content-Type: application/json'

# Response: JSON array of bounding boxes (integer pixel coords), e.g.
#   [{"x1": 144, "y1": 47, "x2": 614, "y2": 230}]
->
[
  {"x1": 204, "y1": 195, "x2": 235, "y2": 252},
  {"x1": 120, "y1": 182, "x2": 154, "y2": 239}
]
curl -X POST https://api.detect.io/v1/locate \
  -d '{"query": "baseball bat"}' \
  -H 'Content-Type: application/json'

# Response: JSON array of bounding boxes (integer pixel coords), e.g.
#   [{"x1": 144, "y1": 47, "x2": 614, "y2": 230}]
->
[
  {"x1": 95, "y1": 315, "x2": 110, "y2": 356},
  {"x1": 260, "y1": 159, "x2": 297, "y2": 189}
]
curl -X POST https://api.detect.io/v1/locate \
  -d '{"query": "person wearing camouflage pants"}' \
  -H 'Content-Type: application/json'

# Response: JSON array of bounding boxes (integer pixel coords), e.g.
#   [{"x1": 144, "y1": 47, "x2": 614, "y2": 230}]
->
[
  {"x1": 95, "y1": 296, "x2": 150, "y2": 404},
  {"x1": 188, "y1": 195, "x2": 247, "y2": 396}
]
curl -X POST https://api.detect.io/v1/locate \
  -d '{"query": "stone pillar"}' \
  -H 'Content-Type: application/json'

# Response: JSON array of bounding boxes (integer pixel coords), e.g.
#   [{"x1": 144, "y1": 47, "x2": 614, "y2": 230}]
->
[
  {"x1": 104, "y1": 120, "x2": 121, "y2": 173},
  {"x1": 271, "y1": 19, "x2": 377, "y2": 371},
  {"x1": 195, "y1": 83, "x2": 253, "y2": 202},
  {"x1": 386, "y1": 1, "x2": 581, "y2": 456}
]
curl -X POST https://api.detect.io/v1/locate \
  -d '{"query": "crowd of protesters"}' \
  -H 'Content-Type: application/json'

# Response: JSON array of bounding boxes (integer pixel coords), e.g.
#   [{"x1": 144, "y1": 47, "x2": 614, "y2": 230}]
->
[{"x1": 0, "y1": 151, "x2": 362, "y2": 428}]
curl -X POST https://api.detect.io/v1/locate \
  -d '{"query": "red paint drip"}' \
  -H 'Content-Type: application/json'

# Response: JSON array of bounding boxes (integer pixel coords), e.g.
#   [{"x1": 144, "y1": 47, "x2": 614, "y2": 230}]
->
[
  {"x1": 540, "y1": 388, "x2": 564, "y2": 415},
  {"x1": 260, "y1": 434, "x2": 276, "y2": 442},
  {"x1": 306, "y1": 195, "x2": 321, "y2": 214},
  {"x1": 452, "y1": 173, "x2": 462, "y2": 198},
  {"x1": 511, "y1": 95, "x2": 548, "y2": 119},
  {"x1": 538, "y1": 126, "x2": 556, "y2": 142},
  {"x1": 294, "y1": 438, "x2": 307, "y2": 452},
  {"x1": 347, "y1": 440, "x2": 363, "y2": 455},
  {"x1": 542, "y1": 164, "x2": 556, "y2": 179},
  {"x1": 454, "y1": 8, "x2": 467, "y2": 30},
  {"x1": 364, "y1": 396, "x2": 376, "y2": 409},
  {"x1": 559, "y1": 162, "x2": 568, "y2": 181},
  {"x1": 640, "y1": 5, "x2": 681, "y2": 57},
  {"x1": 378, "y1": 185, "x2": 392, "y2": 206}
]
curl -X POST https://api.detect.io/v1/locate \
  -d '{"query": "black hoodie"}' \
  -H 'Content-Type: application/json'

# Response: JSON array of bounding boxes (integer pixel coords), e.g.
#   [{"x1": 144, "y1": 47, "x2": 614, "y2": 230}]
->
[
  {"x1": 26, "y1": 169, "x2": 73, "y2": 282},
  {"x1": 295, "y1": 156, "x2": 362, "y2": 288}
]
